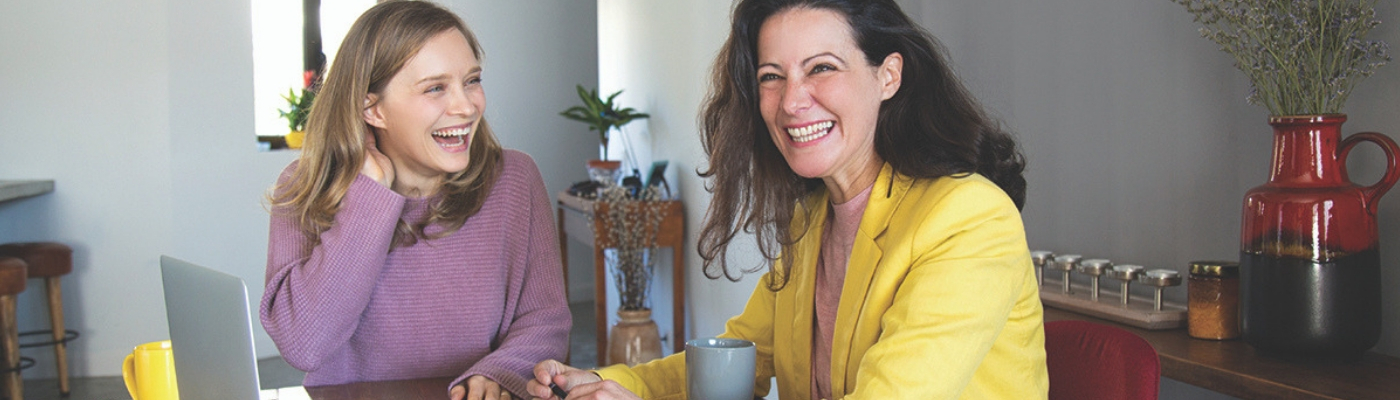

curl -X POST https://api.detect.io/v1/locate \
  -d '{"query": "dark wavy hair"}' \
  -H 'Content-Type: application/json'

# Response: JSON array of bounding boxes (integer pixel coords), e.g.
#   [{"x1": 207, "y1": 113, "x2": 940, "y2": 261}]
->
[{"x1": 697, "y1": 0, "x2": 1027, "y2": 289}]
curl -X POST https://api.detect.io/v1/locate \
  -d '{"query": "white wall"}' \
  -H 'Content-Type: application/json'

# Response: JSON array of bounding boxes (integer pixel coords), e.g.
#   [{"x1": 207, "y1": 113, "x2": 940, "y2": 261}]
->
[
  {"x1": 452, "y1": 1, "x2": 600, "y2": 198},
  {"x1": 600, "y1": 0, "x2": 1400, "y2": 399},
  {"x1": 459, "y1": 1, "x2": 602, "y2": 305},
  {"x1": 0, "y1": 0, "x2": 596, "y2": 378},
  {"x1": 0, "y1": 0, "x2": 187, "y2": 379},
  {"x1": 596, "y1": 0, "x2": 749, "y2": 349}
]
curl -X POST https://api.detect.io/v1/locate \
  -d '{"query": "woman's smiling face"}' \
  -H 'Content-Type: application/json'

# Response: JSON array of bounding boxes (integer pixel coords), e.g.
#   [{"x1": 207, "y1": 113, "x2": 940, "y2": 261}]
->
[
  {"x1": 756, "y1": 7, "x2": 901, "y2": 185},
  {"x1": 363, "y1": 29, "x2": 484, "y2": 192}
]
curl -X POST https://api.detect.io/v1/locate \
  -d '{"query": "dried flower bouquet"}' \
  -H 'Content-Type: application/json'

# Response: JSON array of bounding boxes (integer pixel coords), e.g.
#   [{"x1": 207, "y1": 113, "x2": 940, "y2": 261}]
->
[
  {"x1": 596, "y1": 186, "x2": 668, "y2": 311},
  {"x1": 1172, "y1": 0, "x2": 1390, "y2": 115}
]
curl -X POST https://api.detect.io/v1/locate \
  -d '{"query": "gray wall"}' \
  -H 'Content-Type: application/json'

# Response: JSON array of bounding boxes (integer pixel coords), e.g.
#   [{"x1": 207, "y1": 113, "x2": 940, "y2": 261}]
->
[
  {"x1": 907, "y1": 2, "x2": 1396, "y2": 396},
  {"x1": 598, "y1": 0, "x2": 1400, "y2": 398},
  {"x1": 0, "y1": 0, "x2": 596, "y2": 377},
  {"x1": 903, "y1": 0, "x2": 1400, "y2": 357}
]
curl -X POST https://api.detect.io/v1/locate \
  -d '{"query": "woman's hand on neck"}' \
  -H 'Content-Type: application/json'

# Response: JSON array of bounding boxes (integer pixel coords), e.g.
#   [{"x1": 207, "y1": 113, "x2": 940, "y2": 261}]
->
[
  {"x1": 363, "y1": 131, "x2": 397, "y2": 189},
  {"x1": 362, "y1": 130, "x2": 445, "y2": 198}
]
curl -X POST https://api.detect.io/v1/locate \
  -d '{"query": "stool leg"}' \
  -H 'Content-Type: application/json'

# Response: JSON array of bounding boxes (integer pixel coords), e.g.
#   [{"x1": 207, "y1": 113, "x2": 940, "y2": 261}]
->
[
  {"x1": 45, "y1": 277, "x2": 67, "y2": 396},
  {"x1": 2, "y1": 294, "x2": 22, "y2": 400}
]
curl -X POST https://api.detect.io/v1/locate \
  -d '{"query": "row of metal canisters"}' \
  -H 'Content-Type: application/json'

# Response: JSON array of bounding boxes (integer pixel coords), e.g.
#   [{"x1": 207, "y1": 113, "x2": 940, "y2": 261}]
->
[{"x1": 1030, "y1": 251, "x2": 1181, "y2": 311}]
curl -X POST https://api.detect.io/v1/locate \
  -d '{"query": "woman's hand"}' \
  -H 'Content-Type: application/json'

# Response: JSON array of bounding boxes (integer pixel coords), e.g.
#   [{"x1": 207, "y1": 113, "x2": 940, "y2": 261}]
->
[
  {"x1": 550, "y1": 380, "x2": 643, "y2": 400},
  {"x1": 527, "y1": 359, "x2": 633, "y2": 399},
  {"x1": 361, "y1": 130, "x2": 394, "y2": 188},
  {"x1": 450, "y1": 375, "x2": 515, "y2": 400}
]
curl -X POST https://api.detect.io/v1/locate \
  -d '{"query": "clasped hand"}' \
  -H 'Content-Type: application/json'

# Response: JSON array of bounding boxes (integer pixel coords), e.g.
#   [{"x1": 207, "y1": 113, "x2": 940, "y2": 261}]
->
[
  {"x1": 450, "y1": 375, "x2": 515, "y2": 400},
  {"x1": 525, "y1": 360, "x2": 641, "y2": 400}
]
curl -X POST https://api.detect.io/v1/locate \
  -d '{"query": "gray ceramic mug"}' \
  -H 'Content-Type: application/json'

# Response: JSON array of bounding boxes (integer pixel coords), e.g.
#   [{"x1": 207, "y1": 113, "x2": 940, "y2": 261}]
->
[{"x1": 685, "y1": 338, "x2": 756, "y2": 400}]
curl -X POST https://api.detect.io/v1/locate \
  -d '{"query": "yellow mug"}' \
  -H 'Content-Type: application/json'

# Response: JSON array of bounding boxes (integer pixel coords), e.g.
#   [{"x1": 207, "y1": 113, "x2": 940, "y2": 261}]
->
[{"x1": 123, "y1": 340, "x2": 179, "y2": 400}]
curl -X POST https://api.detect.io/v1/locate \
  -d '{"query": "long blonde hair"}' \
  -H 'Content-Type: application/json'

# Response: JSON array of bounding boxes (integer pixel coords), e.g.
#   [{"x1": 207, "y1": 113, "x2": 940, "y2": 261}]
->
[{"x1": 270, "y1": 0, "x2": 503, "y2": 248}]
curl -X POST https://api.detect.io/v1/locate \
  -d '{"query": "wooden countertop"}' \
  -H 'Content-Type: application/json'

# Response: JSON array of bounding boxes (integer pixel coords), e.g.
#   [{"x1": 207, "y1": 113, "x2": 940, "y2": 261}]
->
[
  {"x1": 1045, "y1": 306, "x2": 1400, "y2": 399},
  {"x1": 306, "y1": 376, "x2": 453, "y2": 399},
  {"x1": 0, "y1": 180, "x2": 53, "y2": 203}
]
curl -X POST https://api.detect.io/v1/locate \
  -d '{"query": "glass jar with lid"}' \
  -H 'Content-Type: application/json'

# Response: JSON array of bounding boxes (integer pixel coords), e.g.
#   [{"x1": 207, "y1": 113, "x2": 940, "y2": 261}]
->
[{"x1": 1188, "y1": 261, "x2": 1240, "y2": 340}]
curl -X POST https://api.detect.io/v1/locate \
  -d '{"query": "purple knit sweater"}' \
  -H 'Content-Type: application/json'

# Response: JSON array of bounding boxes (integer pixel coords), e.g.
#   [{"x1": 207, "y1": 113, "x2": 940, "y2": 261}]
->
[{"x1": 260, "y1": 150, "x2": 570, "y2": 397}]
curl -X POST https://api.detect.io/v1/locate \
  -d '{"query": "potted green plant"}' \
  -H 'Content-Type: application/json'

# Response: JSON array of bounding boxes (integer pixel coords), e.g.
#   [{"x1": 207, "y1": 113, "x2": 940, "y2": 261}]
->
[
  {"x1": 1172, "y1": 0, "x2": 1397, "y2": 361},
  {"x1": 278, "y1": 71, "x2": 319, "y2": 149},
  {"x1": 561, "y1": 85, "x2": 650, "y2": 185},
  {"x1": 278, "y1": 88, "x2": 314, "y2": 149}
]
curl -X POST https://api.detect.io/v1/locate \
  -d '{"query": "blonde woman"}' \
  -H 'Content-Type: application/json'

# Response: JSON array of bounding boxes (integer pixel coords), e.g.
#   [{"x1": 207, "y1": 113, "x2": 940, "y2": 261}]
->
[{"x1": 261, "y1": 2, "x2": 568, "y2": 400}]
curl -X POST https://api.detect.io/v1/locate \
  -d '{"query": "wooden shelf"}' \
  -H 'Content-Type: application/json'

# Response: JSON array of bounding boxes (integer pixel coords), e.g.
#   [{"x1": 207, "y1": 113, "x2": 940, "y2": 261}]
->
[
  {"x1": 1039, "y1": 280, "x2": 1186, "y2": 330},
  {"x1": 1045, "y1": 306, "x2": 1400, "y2": 399}
]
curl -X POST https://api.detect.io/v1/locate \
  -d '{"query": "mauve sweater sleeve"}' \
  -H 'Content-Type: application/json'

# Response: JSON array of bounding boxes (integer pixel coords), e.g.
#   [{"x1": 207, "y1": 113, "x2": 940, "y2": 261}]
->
[
  {"x1": 450, "y1": 154, "x2": 571, "y2": 396},
  {"x1": 260, "y1": 166, "x2": 405, "y2": 372}
]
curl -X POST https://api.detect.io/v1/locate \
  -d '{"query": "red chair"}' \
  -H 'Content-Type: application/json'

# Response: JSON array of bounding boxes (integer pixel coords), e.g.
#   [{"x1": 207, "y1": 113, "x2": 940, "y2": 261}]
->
[{"x1": 1045, "y1": 320, "x2": 1160, "y2": 400}]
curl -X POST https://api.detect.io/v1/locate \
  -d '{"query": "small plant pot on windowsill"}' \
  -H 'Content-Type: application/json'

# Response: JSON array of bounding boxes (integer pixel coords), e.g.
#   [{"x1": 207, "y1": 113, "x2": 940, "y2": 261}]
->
[{"x1": 285, "y1": 130, "x2": 305, "y2": 149}]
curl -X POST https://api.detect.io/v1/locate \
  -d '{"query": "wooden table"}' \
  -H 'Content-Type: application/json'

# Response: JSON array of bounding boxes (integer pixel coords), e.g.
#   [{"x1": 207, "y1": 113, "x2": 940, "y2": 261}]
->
[
  {"x1": 306, "y1": 377, "x2": 453, "y2": 399},
  {"x1": 557, "y1": 192, "x2": 686, "y2": 356},
  {"x1": 1045, "y1": 306, "x2": 1400, "y2": 399},
  {"x1": 0, "y1": 180, "x2": 53, "y2": 203},
  {"x1": 304, "y1": 308, "x2": 1400, "y2": 400}
]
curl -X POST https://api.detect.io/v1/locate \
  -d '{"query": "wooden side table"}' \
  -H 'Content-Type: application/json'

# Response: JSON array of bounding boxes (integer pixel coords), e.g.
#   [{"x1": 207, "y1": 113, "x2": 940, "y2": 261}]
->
[{"x1": 557, "y1": 192, "x2": 686, "y2": 356}]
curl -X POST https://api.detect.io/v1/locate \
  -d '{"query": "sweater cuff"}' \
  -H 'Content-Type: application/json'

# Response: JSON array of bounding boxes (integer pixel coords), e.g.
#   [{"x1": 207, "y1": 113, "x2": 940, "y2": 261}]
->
[{"x1": 347, "y1": 173, "x2": 402, "y2": 203}]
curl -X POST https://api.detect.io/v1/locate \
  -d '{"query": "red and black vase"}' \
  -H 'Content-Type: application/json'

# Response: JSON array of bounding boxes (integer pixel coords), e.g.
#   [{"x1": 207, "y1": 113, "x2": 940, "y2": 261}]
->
[{"x1": 1240, "y1": 115, "x2": 1399, "y2": 361}]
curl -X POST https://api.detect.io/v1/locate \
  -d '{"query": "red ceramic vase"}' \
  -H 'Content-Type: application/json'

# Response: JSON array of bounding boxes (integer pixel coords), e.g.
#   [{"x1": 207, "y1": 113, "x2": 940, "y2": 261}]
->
[{"x1": 1240, "y1": 115, "x2": 1400, "y2": 361}]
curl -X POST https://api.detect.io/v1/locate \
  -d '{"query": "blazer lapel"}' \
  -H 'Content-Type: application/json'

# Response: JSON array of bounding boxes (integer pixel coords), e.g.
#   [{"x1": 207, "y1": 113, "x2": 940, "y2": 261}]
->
[
  {"x1": 780, "y1": 193, "x2": 826, "y2": 400},
  {"x1": 830, "y1": 164, "x2": 905, "y2": 395}
]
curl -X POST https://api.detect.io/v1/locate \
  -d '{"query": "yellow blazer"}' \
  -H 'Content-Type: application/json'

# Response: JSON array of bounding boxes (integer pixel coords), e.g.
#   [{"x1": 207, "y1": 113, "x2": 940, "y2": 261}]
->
[{"x1": 597, "y1": 164, "x2": 1048, "y2": 399}]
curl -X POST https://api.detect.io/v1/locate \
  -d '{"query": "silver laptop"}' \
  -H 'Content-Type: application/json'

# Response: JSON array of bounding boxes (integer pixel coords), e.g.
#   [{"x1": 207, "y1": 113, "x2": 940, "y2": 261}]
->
[{"x1": 161, "y1": 255, "x2": 306, "y2": 400}]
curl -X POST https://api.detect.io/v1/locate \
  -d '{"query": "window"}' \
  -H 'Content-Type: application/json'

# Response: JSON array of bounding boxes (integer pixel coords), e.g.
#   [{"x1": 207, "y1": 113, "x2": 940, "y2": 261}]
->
[{"x1": 252, "y1": 0, "x2": 374, "y2": 149}]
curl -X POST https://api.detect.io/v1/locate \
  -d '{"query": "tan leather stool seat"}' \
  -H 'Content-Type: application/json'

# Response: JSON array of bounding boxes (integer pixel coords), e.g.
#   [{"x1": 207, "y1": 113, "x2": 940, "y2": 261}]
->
[
  {"x1": 0, "y1": 243, "x2": 71, "y2": 278},
  {"x1": 0, "y1": 257, "x2": 25, "y2": 400}
]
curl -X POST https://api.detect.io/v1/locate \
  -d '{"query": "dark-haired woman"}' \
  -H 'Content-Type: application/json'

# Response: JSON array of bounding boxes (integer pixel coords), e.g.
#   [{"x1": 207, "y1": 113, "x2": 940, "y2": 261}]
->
[{"x1": 529, "y1": 0, "x2": 1046, "y2": 398}]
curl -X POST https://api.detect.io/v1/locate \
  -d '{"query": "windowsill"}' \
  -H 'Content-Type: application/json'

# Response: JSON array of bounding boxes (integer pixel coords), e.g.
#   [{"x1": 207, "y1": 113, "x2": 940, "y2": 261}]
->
[{"x1": 257, "y1": 135, "x2": 291, "y2": 151}]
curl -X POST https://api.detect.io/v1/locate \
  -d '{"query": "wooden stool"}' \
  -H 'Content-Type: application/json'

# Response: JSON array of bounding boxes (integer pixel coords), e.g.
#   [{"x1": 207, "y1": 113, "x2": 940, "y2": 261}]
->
[
  {"x1": 0, "y1": 243, "x2": 72, "y2": 396},
  {"x1": 0, "y1": 257, "x2": 27, "y2": 400}
]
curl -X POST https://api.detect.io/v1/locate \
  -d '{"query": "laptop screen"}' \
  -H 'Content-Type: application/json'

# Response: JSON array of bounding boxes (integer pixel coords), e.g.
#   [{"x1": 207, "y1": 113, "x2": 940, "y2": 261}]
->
[{"x1": 160, "y1": 255, "x2": 263, "y2": 400}]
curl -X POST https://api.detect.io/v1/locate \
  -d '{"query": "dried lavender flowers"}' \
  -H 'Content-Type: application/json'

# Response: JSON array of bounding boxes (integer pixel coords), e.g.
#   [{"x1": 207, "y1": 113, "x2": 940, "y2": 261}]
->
[
  {"x1": 1172, "y1": 0, "x2": 1390, "y2": 115},
  {"x1": 597, "y1": 186, "x2": 668, "y2": 311}
]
